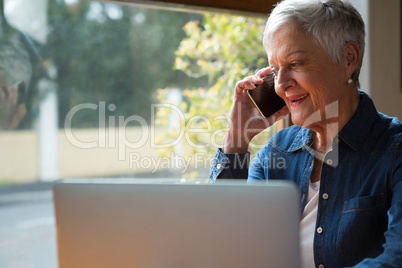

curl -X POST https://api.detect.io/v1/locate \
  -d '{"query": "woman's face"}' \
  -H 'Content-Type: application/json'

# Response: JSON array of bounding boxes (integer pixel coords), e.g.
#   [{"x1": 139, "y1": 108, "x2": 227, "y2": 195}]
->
[{"x1": 267, "y1": 23, "x2": 349, "y2": 127}]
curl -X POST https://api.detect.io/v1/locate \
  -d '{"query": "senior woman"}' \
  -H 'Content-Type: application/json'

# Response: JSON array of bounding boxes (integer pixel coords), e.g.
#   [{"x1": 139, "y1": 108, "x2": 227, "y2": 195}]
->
[{"x1": 209, "y1": 0, "x2": 402, "y2": 267}]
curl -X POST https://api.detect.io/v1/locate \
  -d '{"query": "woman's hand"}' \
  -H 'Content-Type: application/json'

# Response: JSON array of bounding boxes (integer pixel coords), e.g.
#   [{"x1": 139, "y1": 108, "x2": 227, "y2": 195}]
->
[{"x1": 222, "y1": 67, "x2": 289, "y2": 153}]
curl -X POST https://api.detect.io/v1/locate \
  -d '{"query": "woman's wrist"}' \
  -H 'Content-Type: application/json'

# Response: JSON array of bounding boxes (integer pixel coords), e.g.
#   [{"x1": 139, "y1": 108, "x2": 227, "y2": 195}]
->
[{"x1": 222, "y1": 132, "x2": 249, "y2": 154}]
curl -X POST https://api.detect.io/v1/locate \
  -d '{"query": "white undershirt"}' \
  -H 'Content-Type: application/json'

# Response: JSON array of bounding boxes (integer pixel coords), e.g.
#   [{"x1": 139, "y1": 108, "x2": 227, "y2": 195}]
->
[{"x1": 300, "y1": 180, "x2": 320, "y2": 268}]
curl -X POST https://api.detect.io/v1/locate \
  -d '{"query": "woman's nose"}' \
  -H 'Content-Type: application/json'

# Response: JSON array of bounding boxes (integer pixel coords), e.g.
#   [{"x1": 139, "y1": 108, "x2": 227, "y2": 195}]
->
[{"x1": 275, "y1": 69, "x2": 295, "y2": 94}]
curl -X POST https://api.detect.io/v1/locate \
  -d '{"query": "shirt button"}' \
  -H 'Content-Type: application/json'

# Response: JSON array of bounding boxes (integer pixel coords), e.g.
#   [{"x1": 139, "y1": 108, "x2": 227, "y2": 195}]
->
[
  {"x1": 317, "y1": 227, "x2": 323, "y2": 234},
  {"x1": 319, "y1": 264, "x2": 325, "y2": 268},
  {"x1": 326, "y1": 159, "x2": 333, "y2": 165},
  {"x1": 322, "y1": 193, "x2": 329, "y2": 200},
  {"x1": 216, "y1": 164, "x2": 222, "y2": 170}
]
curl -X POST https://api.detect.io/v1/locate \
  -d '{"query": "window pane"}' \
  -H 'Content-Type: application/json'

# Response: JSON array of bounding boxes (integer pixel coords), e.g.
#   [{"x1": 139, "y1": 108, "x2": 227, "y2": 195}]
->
[
  {"x1": 0, "y1": 1, "x2": 274, "y2": 266},
  {"x1": 1, "y1": 0, "x2": 271, "y2": 184}
]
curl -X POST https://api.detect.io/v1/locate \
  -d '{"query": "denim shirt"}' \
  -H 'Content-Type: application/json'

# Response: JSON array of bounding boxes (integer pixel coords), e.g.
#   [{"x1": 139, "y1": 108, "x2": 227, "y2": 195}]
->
[{"x1": 209, "y1": 91, "x2": 402, "y2": 267}]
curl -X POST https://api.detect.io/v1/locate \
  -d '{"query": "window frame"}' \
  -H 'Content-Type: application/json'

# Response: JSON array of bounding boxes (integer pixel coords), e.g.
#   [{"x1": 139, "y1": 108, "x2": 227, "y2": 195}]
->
[{"x1": 99, "y1": 0, "x2": 276, "y2": 17}]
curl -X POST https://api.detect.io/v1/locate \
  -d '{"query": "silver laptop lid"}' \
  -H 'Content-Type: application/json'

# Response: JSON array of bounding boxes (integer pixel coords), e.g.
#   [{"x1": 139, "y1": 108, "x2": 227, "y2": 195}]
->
[{"x1": 54, "y1": 179, "x2": 300, "y2": 268}]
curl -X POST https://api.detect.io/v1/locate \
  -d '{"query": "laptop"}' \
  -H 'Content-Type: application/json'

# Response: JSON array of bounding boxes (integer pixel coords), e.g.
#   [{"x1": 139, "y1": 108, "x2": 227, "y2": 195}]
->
[{"x1": 53, "y1": 179, "x2": 300, "y2": 268}]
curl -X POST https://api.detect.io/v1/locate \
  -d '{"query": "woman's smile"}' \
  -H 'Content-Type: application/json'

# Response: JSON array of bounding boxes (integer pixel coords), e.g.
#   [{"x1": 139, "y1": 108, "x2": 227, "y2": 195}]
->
[{"x1": 286, "y1": 93, "x2": 310, "y2": 107}]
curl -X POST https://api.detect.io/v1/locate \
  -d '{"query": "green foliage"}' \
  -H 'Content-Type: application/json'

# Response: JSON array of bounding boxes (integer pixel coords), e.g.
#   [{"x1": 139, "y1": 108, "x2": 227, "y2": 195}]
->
[
  {"x1": 156, "y1": 14, "x2": 278, "y2": 177},
  {"x1": 44, "y1": 1, "x2": 203, "y2": 128}
]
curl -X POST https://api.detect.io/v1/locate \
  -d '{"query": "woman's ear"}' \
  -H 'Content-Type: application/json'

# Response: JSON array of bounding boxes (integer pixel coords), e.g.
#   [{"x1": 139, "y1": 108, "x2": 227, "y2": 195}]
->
[{"x1": 344, "y1": 41, "x2": 360, "y2": 74}]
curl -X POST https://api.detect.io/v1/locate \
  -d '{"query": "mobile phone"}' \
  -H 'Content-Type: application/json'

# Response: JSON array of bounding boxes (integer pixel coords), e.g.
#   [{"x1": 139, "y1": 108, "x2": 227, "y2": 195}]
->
[{"x1": 247, "y1": 73, "x2": 286, "y2": 118}]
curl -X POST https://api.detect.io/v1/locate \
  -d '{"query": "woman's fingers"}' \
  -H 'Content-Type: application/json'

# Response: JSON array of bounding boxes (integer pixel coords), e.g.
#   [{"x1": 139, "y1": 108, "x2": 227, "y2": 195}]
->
[
  {"x1": 235, "y1": 75, "x2": 263, "y2": 94},
  {"x1": 235, "y1": 66, "x2": 273, "y2": 93},
  {"x1": 255, "y1": 67, "x2": 272, "y2": 78}
]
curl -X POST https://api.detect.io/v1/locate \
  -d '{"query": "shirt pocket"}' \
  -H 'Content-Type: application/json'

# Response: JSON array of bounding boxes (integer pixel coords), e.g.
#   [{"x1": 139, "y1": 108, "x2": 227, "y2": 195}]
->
[{"x1": 336, "y1": 193, "x2": 387, "y2": 260}]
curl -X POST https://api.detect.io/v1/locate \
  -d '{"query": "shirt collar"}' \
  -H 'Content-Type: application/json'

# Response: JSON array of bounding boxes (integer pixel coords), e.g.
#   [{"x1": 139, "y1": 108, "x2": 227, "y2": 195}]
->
[
  {"x1": 287, "y1": 127, "x2": 313, "y2": 152},
  {"x1": 338, "y1": 90, "x2": 378, "y2": 151}
]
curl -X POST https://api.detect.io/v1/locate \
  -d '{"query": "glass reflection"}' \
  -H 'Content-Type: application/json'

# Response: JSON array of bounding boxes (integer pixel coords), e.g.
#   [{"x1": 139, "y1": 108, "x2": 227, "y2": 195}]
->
[{"x1": 0, "y1": 22, "x2": 35, "y2": 130}]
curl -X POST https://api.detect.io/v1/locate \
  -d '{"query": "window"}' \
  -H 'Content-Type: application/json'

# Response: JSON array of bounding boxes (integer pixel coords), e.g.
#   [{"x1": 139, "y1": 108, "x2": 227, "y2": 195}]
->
[
  {"x1": 1, "y1": 0, "x2": 272, "y2": 183},
  {"x1": 0, "y1": 1, "x2": 272, "y2": 266}
]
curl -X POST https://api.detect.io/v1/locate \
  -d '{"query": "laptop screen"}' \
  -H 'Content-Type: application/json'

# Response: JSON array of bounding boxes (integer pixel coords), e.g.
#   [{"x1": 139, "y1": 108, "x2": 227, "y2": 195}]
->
[{"x1": 54, "y1": 179, "x2": 300, "y2": 268}]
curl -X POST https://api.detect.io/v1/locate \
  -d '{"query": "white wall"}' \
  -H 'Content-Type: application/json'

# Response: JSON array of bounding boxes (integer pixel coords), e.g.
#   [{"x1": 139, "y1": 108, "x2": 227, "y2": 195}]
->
[
  {"x1": 352, "y1": 0, "x2": 402, "y2": 119},
  {"x1": 369, "y1": 0, "x2": 402, "y2": 119}
]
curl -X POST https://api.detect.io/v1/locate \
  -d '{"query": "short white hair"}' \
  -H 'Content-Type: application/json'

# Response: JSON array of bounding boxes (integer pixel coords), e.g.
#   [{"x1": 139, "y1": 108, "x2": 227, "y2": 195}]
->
[{"x1": 263, "y1": 0, "x2": 365, "y2": 88}]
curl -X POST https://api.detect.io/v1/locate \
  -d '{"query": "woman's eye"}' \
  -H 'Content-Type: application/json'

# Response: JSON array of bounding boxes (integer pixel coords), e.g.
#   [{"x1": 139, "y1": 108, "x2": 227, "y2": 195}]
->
[{"x1": 290, "y1": 62, "x2": 302, "y2": 68}]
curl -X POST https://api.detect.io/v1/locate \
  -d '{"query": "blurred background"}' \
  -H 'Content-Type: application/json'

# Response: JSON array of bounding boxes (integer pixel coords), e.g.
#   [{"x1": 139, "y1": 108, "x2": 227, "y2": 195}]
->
[
  {"x1": 0, "y1": 0, "x2": 271, "y2": 184},
  {"x1": 0, "y1": 0, "x2": 269, "y2": 267}
]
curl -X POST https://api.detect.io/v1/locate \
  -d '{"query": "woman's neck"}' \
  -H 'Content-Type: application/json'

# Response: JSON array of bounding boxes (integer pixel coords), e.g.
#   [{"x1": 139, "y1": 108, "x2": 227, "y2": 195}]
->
[{"x1": 311, "y1": 89, "x2": 360, "y2": 154}]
